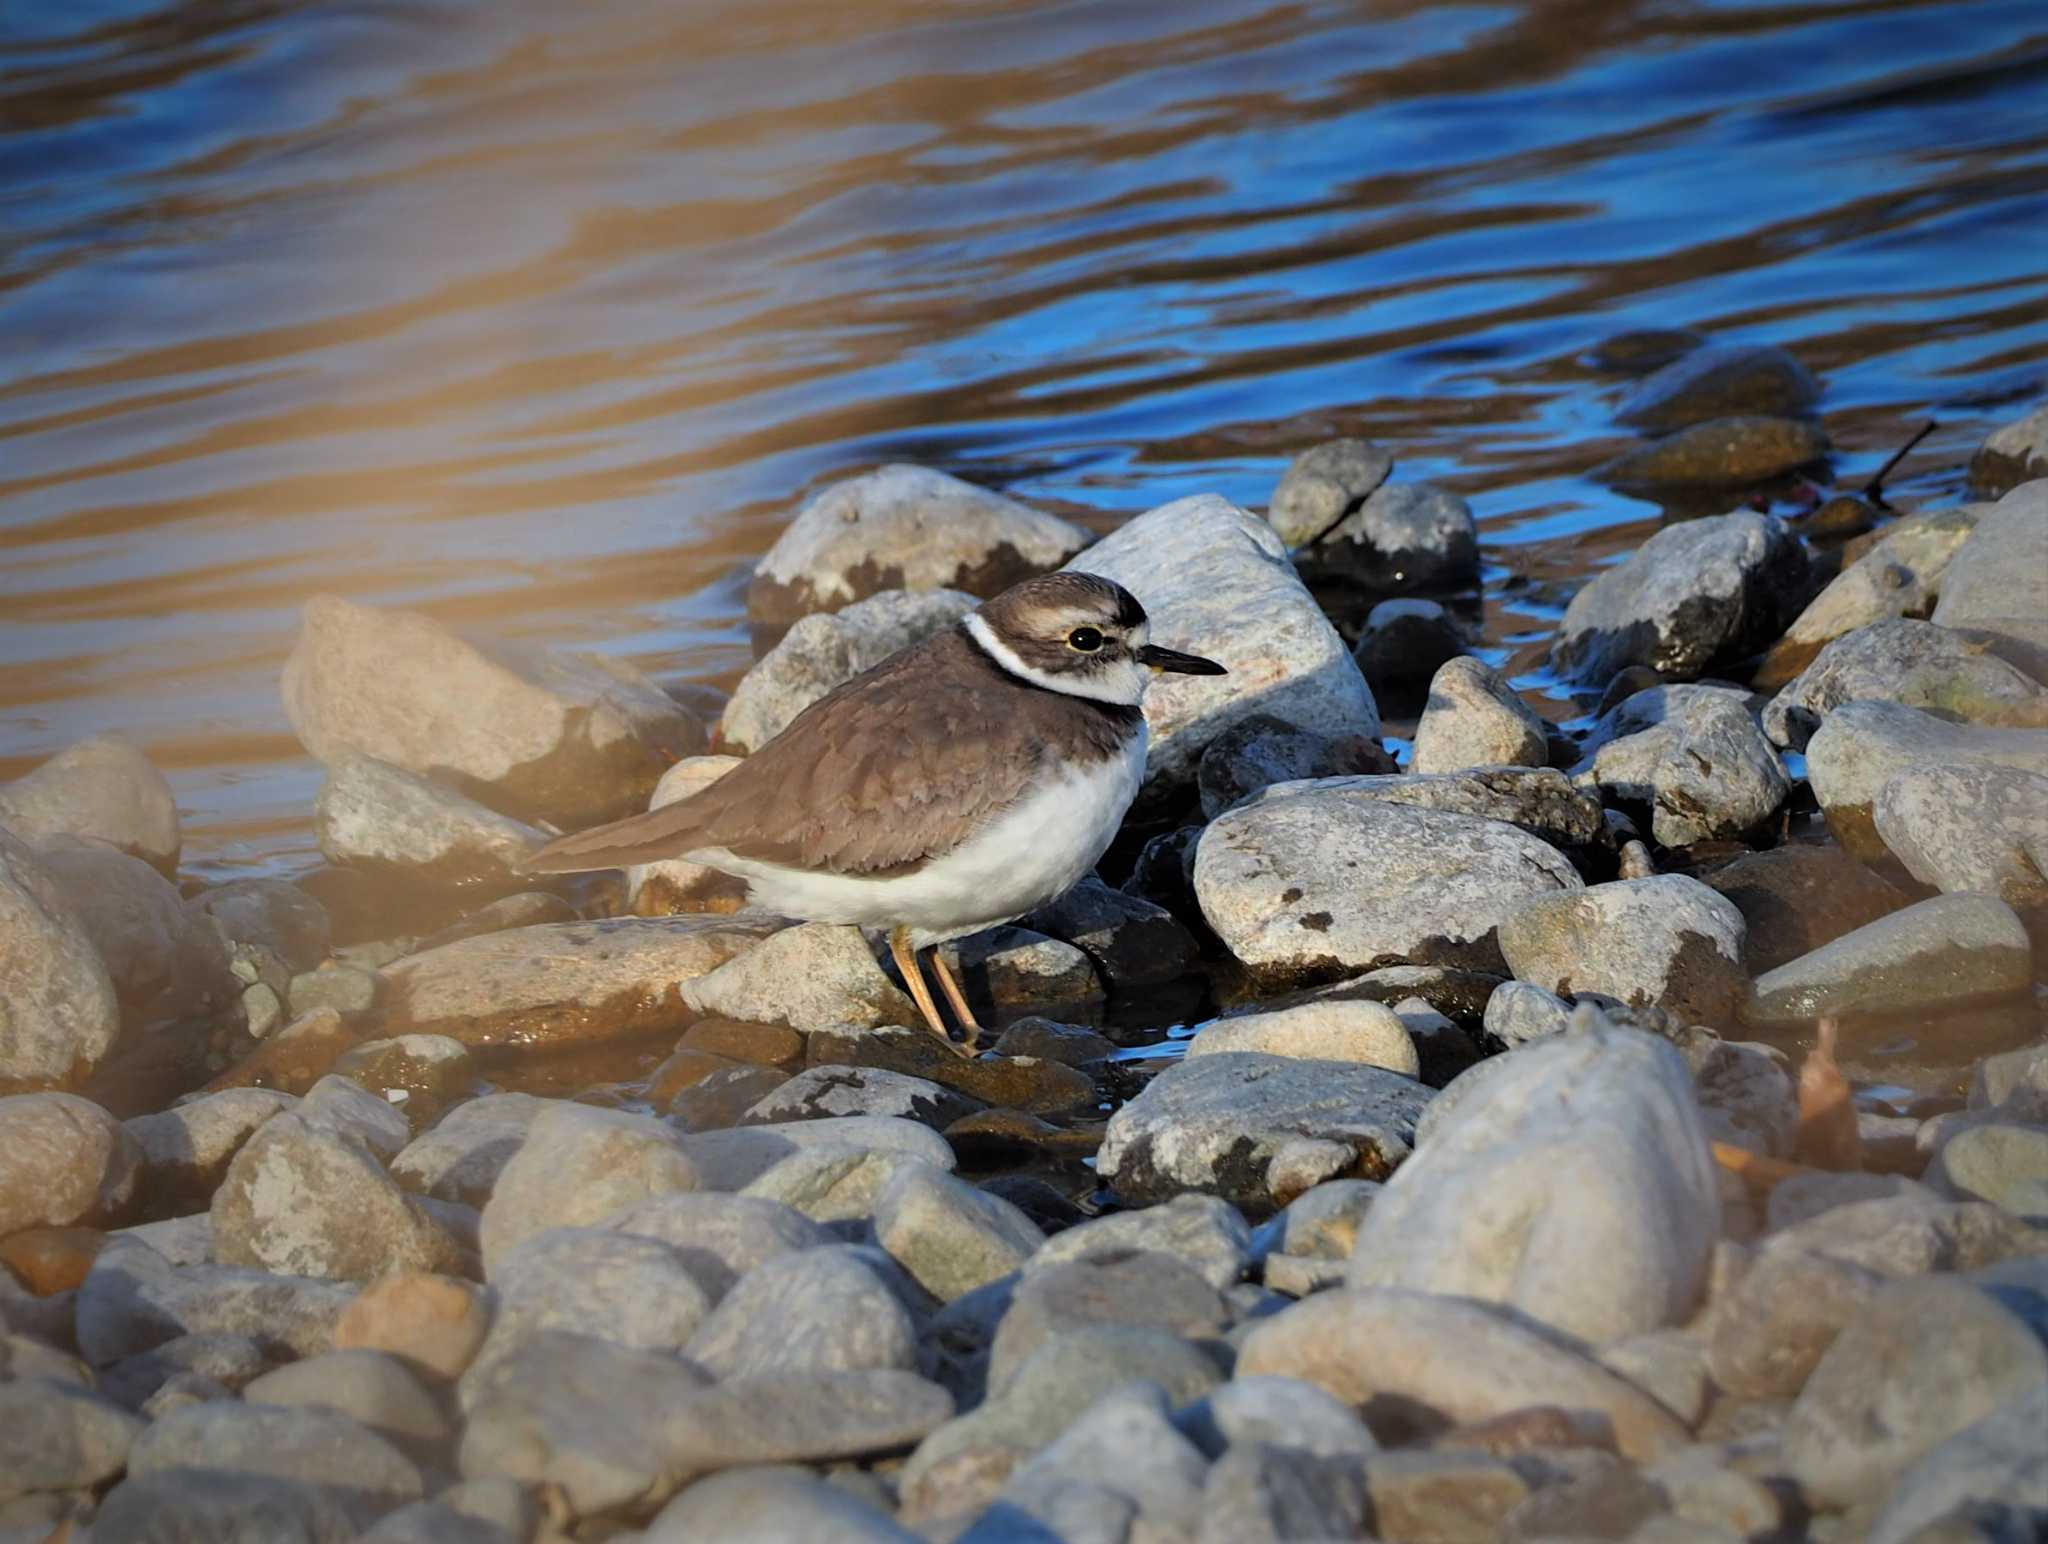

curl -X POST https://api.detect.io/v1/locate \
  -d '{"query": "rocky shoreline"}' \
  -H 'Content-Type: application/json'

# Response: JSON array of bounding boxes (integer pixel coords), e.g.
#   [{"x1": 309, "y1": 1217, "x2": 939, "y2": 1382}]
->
[{"x1": 3, "y1": 344, "x2": 2046, "y2": 1542}]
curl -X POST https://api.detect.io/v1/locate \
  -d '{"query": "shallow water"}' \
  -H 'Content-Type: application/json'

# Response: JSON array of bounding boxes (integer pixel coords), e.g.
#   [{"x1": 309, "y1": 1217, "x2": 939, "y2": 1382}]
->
[{"x1": 4, "y1": 0, "x2": 2047, "y2": 881}]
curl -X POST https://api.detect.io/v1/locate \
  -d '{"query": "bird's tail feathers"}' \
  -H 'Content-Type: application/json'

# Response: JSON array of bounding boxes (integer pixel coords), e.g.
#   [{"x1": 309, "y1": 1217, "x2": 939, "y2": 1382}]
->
[{"x1": 524, "y1": 800, "x2": 710, "y2": 874}]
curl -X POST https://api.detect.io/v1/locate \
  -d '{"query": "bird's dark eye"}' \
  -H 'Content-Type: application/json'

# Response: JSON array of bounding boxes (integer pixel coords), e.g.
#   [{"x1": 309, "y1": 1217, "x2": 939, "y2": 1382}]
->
[{"x1": 1067, "y1": 626, "x2": 1104, "y2": 652}]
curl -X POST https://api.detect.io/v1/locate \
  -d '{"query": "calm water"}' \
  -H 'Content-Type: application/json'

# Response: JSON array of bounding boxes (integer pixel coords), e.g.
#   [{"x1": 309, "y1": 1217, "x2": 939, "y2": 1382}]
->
[{"x1": 5, "y1": 0, "x2": 2046, "y2": 881}]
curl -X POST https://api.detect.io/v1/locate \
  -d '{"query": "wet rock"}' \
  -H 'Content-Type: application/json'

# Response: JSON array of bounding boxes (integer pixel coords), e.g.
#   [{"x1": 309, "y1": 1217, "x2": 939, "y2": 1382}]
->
[
  {"x1": 744, "y1": 1064, "x2": 984, "y2": 1129},
  {"x1": 1750, "y1": 893, "x2": 2032, "y2": 1030},
  {"x1": 469, "y1": 1227, "x2": 713, "y2": 1384},
  {"x1": 622, "y1": 756, "x2": 748, "y2": 915},
  {"x1": 807, "y1": 1022, "x2": 1094, "y2": 1114},
  {"x1": 283, "y1": 593, "x2": 702, "y2": 826},
  {"x1": 0, "y1": 829, "x2": 123, "y2": 1089},
  {"x1": 1351, "y1": 1027, "x2": 1720, "y2": 1342},
  {"x1": 1865, "y1": 1383, "x2": 2048, "y2": 1544},
  {"x1": 412, "y1": 890, "x2": 575, "y2": 952},
  {"x1": 681, "y1": 1115, "x2": 956, "y2": 1190},
  {"x1": 94, "y1": 1468, "x2": 363, "y2": 1543},
  {"x1": 1267, "y1": 438, "x2": 1395, "y2": 547},
  {"x1": 1196, "y1": 792, "x2": 1581, "y2": 986},
  {"x1": 1931, "y1": 479, "x2": 2048, "y2": 661},
  {"x1": 330, "y1": 1035, "x2": 473, "y2": 1130},
  {"x1": 680, "y1": 1016, "x2": 806, "y2": 1068},
  {"x1": 671, "y1": 1063, "x2": 792, "y2": 1129},
  {"x1": 1482, "y1": 980, "x2": 1573, "y2": 1047},
  {"x1": 477, "y1": 1103, "x2": 697, "y2": 1266},
  {"x1": 455, "y1": 1331, "x2": 713, "y2": 1516},
  {"x1": 1023, "y1": 876, "x2": 1200, "y2": 990},
  {"x1": 1805, "y1": 700, "x2": 2048, "y2": 861},
  {"x1": 1353, "y1": 597, "x2": 1469, "y2": 705},
  {"x1": 384, "y1": 915, "x2": 766, "y2": 1047},
  {"x1": 1297, "y1": 480, "x2": 1481, "y2": 595},
  {"x1": 934, "y1": 926, "x2": 1104, "y2": 1025},
  {"x1": 189, "y1": 877, "x2": 332, "y2": 973},
  {"x1": 1186, "y1": 998, "x2": 1419, "y2": 1076},
  {"x1": 1600, "y1": 414, "x2": 1829, "y2": 491},
  {"x1": 334, "y1": 1271, "x2": 491, "y2": 1381},
  {"x1": 1764, "y1": 619, "x2": 2048, "y2": 752},
  {"x1": 1969, "y1": 409, "x2": 2048, "y2": 499},
  {"x1": 874, "y1": 1162, "x2": 1045, "y2": 1300},
  {"x1": 130, "y1": 1398, "x2": 427, "y2": 1523},
  {"x1": 387, "y1": 1092, "x2": 547, "y2": 1206},
  {"x1": 76, "y1": 1235, "x2": 352, "y2": 1364},
  {"x1": 211, "y1": 1111, "x2": 468, "y2": 1282},
  {"x1": 1238, "y1": 1287, "x2": 1690, "y2": 1459},
  {"x1": 644, "y1": 1465, "x2": 920, "y2": 1543},
  {"x1": 1498, "y1": 876, "x2": 1751, "y2": 1029},
  {"x1": 1926, "y1": 1123, "x2": 2048, "y2": 1218},
  {"x1": 1066, "y1": 493, "x2": 1380, "y2": 800},
  {"x1": 1576, "y1": 693, "x2": 1789, "y2": 847},
  {"x1": 1782, "y1": 1266, "x2": 2048, "y2": 1508},
  {"x1": 1873, "y1": 762, "x2": 2048, "y2": 909},
  {"x1": 721, "y1": 587, "x2": 978, "y2": 752},
  {"x1": 1551, "y1": 511, "x2": 1808, "y2": 686},
  {"x1": 1100, "y1": 1052, "x2": 1433, "y2": 1209},
  {"x1": 1590, "y1": 328, "x2": 1705, "y2": 376},
  {"x1": 747, "y1": 465, "x2": 1090, "y2": 630},
  {"x1": 0, "y1": 1092, "x2": 138, "y2": 1237},
  {"x1": 0, "y1": 1377, "x2": 144, "y2": 1502},
  {"x1": 682, "y1": 921, "x2": 917, "y2": 1035},
  {"x1": 994, "y1": 1382, "x2": 1210, "y2": 1539},
  {"x1": 0, "y1": 732, "x2": 179, "y2": 875},
  {"x1": 1030, "y1": 1194, "x2": 1252, "y2": 1291},
  {"x1": 1756, "y1": 504, "x2": 1983, "y2": 687},
  {"x1": 1409, "y1": 657, "x2": 1549, "y2": 773},
  {"x1": 1615, "y1": 343, "x2": 1820, "y2": 434},
  {"x1": 685, "y1": 1243, "x2": 918, "y2": 1378},
  {"x1": 314, "y1": 754, "x2": 546, "y2": 890},
  {"x1": 1194, "y1": 713, "x2": 1392, "y2": 819},
  {"x1": 1700, "y1": 844, "x2": 1906, "y2": 976}
]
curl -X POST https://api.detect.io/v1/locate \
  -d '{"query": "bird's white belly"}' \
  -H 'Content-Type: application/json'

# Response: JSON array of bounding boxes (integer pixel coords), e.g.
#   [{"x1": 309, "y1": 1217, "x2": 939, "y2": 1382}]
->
[{"x1": 693, "y1": 723, "x2": 1147, "y2": 948}]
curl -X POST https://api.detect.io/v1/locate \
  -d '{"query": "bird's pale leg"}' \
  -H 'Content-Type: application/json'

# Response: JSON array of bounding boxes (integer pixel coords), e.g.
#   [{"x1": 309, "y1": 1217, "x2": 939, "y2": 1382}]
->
[
  {"x1": 889, "y1": 926, "x2": 963, "y2": 1056},
  {"x1": 927, "y1": 947, "x2": 984, "y2": 1053}
]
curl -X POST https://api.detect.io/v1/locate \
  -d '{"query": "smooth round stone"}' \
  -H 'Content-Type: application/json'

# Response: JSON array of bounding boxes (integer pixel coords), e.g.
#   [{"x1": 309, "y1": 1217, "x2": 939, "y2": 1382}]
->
[
  {"x1": 1268, "y1": 439, "x2": 1395, "y2": 547},
  {"x1": 335, "y1": 1273, "x2": 493, "y2": 1382},
  {"x1": 1185, "y1": 999, "x2": 1419, "y2": 1077},
  {"x1": 0, "y1": 732, "x2": 179, "y2": 873},
  {"x1": 1408, "y1": 657, "x2": 1548, "y2": 774},
  {"x1": 1599, "y1": 415, "x2": 1828, "y2": 491},
  {"x1": 0, "y1": 1093, "x2": 140, "y2": 1238}
]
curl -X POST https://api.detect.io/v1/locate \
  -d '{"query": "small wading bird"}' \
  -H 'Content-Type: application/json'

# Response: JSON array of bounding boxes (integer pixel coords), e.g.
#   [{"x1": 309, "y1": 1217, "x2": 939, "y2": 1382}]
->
[{"x1": 526, "y1": 573, "x2": 1225, "y2": 1054}]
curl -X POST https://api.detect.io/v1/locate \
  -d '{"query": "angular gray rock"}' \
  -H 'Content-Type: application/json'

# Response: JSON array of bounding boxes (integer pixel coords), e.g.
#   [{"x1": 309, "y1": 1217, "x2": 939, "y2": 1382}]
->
[
  {"x1": 1100, "y1": 1052, "x2": 1433, "y2": 1209},
  {"x1": 0, "y1": 1091, "x2": 140, "y2": 1237},
  {"x1": 315, "y1": 753, "x2": 547, "y2": 888},
  {"x1": 130, "y1": 1398, "x2": 427, "y2": 1523},
  {"x1": 747, "y1": 464, "x2": 1091, "y2": 629},
  {"x1": 1066, "y1": 493, "x2": 1380, "y2": 800},
  {"x1": 995, "y1": 1382, "x2": 1211, "y2": 1540},
  {"x1": 211, "y1": 1111, "x2": 468, "y2": 1282},
  {"x1": 686, "y1": 1244, "x2": 919, "y2": 1379},
  {"x1": 1349, "y1": 1026, "x2": 1720, "y2": 1343},
  {"x1": 1873, "y1": 762, "x2": 2048, "y2": 909},
  {"x1": 1575, "y1": 692, "x2": 1789, "y2": 847},
  {"x1": 988, "y1": 1251, "x2": 1230, "y2": 1396},
  {"x1": 1028, "y1": 1193, "x2": 1252, "y2": 1291},
  {"x1": 932, "y1": 926, "x2": 1103, "y2": 1025},
  {"x1": 1267, "y1": 439, "x2": 1395, "y2": 547},
  {"x1": 1805, "y1": 700, "x2": 2048, "y2": 862},
  {"x1": 1195, "y1": 792, "x2": 1581, "y2": 986},
  {"x1": 1550, "y1": 511, "x2": 1808, "y2": 685},
  {"x1": 874, "y1": 1162, "x2": 1046, "y2": 1301},
  {"x1": 1481, "y1": 980, "x2": 1573, "y2": 1047},
  {"x1": 189, "y1": 877, "x2": 332, "y2": 972},
  {"x1": 477, "y1": 1101, "x2": 697, "y2": 1265},
  {"x1": 1296, "y1": 479, "x2": 1480, "y2": 595},
  {"x1": 0, "y1": 828, "x2": 122, "y2": 1087},
  {"x1": 1408, "y1": 657, "x2": 1548, "y2": 774},
  {"x1": 738, "y1": 1142, "x2": 941, "y2": 1224},
  {"x1": 1763, "y1": 619, "x2": 2048, "y2": 751},
  {"x1": 1497, "y1": 875, "x2": 1751, "y2": 1030},
  {"x1": 1023, "y1": 875, "x2": 1199, "y2": 990},
  {"x1": 0, "y1": 732, "x2": 179, "y2": 872},
  {"x1": 282, "y1": 593, "x2": 701, "y2": 825},
  {"x1": 1237, "y1": 1287, "x2": 1690, "y2": 1459},
  {"x1": 1174, "y1": 1375, "x2": 1379, "y2": 1459},
  {"x1": 720, "y1": 587, "x2": 978, "y2": 753},
  {"x1": 1184, "y1": 998, "x2": 1419, "y2": 1077},
  {"x1": 77, "y1": 1236, "x2": 351, "y2": 1365},
  {"x1": 601, "y1": 1190, "x2": 829, "y2": 1300},
  {"x1": 681, "y1": 921, "x2": 918, "y2": 1034},
  {"x1": 1749, "y1": 893, "x2": 2032, "y2": 1029}
]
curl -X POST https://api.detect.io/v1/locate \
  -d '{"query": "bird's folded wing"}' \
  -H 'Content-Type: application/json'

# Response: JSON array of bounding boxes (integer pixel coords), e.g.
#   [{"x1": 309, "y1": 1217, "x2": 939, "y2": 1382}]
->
[{"x1": 526, "y1": 643, "x2": 1043, "y2": 878}]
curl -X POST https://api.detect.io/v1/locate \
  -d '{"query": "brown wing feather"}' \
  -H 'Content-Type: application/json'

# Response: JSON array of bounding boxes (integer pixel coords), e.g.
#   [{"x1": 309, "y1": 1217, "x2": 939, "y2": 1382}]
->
[{"x1": 525, "y1": 629, "x2": 1061, "y2": 878}]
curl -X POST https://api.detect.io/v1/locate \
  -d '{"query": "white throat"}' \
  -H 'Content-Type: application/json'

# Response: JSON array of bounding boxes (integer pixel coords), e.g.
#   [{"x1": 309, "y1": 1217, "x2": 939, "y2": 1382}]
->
[{"x1": 963, "y1": 612, "x2": 1149, "y2": 707}]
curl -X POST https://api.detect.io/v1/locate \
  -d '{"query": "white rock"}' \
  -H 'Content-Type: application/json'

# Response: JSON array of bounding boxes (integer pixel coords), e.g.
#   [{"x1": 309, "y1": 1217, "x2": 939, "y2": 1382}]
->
[
  {"x1": 1763, "y1": 618, "x2": 2048, "y2": 751},
  {"x1": 1408, "y1": 657, "x2": 1547, "y2": 773},
  {"x1": 681, "y1": 922, "x2": 917, "y2": 1034},
  {"x1": 1873, "y1": 761, "x2": 2048, "y2": 908},
  {"x1": 1931, "y1": 478, "x2": 2048, "y2": 665},
  {"x1": 1185, "y1": 999, "x2": 1419, "y2": 1077},
  {"x1": 1575, "y1": 692, "x2": 1789, "y2": 847},
  {"x1": 315, "y1": 754, "x2": 546, "y2": 887},
  {"x1": 478, "y1": 1103, "x2": 697, "y2": 1267},
  {"x1": 0, "y1": 828, "x2": 121, "y2": 1086},
  {"x1": 1266, "y1": 439, "x2": 1394, "y2": 547},
  {"x1": 0, "y1": 733, "x2": 179, "y2": 872}
]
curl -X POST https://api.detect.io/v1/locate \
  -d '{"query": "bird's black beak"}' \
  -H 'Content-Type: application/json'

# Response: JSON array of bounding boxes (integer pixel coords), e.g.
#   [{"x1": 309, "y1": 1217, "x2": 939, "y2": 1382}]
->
[{"x1": 1137, "y1": 643, "x2": 1227, "y2": 676}]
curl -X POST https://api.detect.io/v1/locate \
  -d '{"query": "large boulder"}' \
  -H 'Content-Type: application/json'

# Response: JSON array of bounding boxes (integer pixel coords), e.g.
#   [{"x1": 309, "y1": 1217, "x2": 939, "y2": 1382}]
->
[
  {"x1": 314, "y1": 754, "x2": 548, "y2": 890},
  {"x1": 1762, "y1": 619, "x2": 2048, "y2": 751},
  {"x1": 1550, "y1": 511, "x2": 1808, "y2": 686},
  {"x1": 0, "y1": 827, "x2": 122, "y2": 1089},
  {"x1": 282, "y1": 594, "x2": 701, "y2": 826},
  {"x1": 1066, "y1": 494, "x2": 1379, "y2": 804},
  {"x1": 746, "y1": 465, "x2": 1090, "y2": 630},
  {"x1": 1195, "y1": 791, "x2": 1581, "y2": 987},
  {"x1": 1873, "y1": 762, "x2": 2048, "y2": 908},
  {"x1": 0, "y1": 733, "x2": 179, "y2": 874},
  {"x1": 1347, "y1": 1026, "x2": 1720, "y2": 1343}
]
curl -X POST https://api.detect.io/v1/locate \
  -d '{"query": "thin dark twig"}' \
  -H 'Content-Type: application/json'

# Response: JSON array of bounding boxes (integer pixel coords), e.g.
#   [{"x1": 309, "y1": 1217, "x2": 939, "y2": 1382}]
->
[{"x1": 1863, "y1": 420, "x2": 1935, "y2": 504}]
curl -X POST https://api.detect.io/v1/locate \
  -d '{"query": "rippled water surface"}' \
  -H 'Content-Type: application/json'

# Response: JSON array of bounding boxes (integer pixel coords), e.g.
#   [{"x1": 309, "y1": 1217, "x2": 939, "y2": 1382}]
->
[{"x1": 5, "y1": 0, "x2": 2046, "y2": 878}]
